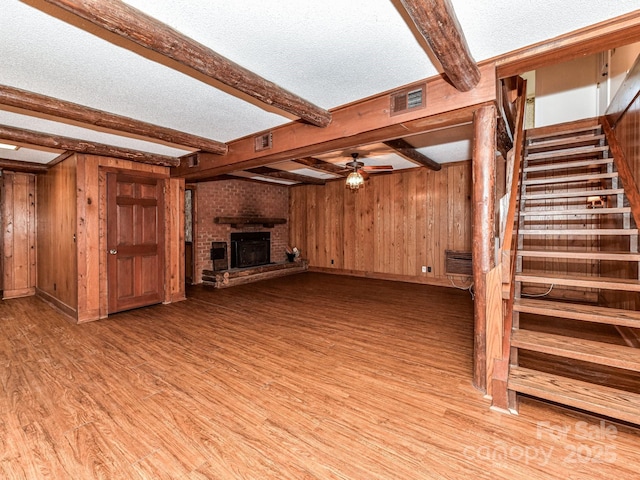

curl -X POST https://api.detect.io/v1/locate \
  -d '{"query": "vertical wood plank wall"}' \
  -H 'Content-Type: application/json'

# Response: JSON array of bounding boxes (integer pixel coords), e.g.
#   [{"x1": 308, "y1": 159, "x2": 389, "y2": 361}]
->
[
  {"x1": 289, "y1": 162, "x2": 472, "y2": 285},
  {"x1": 165, "y1": 177, "x2": 186, "y2": 304},
  {"x1": 36, "y1": 158, "x2": 78, "y2": 313},
  {"x1": 2, "y1": 172, "x2": 37, "y2": 299},
  {"x1": 601, "y1": 91, "x2": 640, "y2": 308},
  {"x1": 617, "y1": 94, "x2": 640, "y2": 184},
  {"x1": 36, "y1": 153, "x2": 181, "y2": 322}
]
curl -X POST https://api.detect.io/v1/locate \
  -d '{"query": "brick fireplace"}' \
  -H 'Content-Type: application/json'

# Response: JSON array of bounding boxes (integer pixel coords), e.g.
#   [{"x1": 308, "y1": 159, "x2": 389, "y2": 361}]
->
[{"x1": 194, "y1": 179, "x2": 289, "y2": 283}]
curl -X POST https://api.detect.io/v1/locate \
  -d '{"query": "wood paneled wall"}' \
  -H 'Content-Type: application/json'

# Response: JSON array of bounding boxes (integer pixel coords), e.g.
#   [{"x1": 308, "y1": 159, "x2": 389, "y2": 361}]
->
[
  {"x1": 601, "y1": 84, "x2": 640, "y2": 309},
  {"x1": 37, "y1": 153, "x2": 182, "y2": 322},
  {"x1": 164, "y1": 177, "x2": 186, "y2": 304},
  {"x1": 289, "y1": 162, "x2": 472, "y2": 286},
  {"x1": 2, "y1": 172, "x2": 37, "y2": 299},
  {"x1": 37, "y1": 158, "x2": 78, "y2": 312},
  {"x1": 617, "y1": 93, "x2": 640, "y2": 185}
]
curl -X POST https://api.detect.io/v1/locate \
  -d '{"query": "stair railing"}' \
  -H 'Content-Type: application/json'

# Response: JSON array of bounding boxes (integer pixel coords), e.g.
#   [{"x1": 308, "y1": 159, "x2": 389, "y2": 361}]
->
[{"x1": 489, "y1": 78, "x2": 526, "y2": 411}]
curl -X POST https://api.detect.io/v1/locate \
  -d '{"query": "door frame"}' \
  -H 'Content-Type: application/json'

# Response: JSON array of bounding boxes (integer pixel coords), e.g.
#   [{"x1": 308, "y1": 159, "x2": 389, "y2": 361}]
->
[
  {"x1": 102, "y1": 169, "x2": 167, "y2": 315},
  {"x1": 185, "y1": 184, "x2": 197, "y2": 286}
]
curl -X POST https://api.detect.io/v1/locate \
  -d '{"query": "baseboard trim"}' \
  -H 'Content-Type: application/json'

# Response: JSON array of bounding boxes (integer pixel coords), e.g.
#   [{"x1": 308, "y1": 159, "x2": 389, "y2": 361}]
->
[
  {"x1": 308, "y1": 267, "x2": 472, "y2": 289},
  {"x1": 36, "y1": 288, "x2": 78, "y2": 323}
]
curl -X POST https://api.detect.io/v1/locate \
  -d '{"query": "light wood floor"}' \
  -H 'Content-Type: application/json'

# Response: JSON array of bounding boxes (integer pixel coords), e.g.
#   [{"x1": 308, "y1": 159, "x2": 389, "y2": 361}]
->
[{"x1": 1, "y1": 273, "x2": 639, "y2": 479}]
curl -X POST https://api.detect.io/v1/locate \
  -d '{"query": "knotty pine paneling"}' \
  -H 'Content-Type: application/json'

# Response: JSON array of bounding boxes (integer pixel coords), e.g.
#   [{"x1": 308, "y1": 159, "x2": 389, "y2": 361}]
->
[
  {"x1": 37, "y1": 153, "x2": 176, "y2": 322},
  {"x1": 617, "y1": 94, "x2": 640, "y2": 185},
  {"x1": 600, "y1": 96, "x2": 640, "y2": 309},
  {"x1": 37, "y1": 157, "x2": 78, "y2": 312},
  {"x1": 165, "y1": 177, "x2": 186, "y2": 304},
  {"x1": 2, "y1": 172, "x2": 37, "y2": 299},
  {"x1": 289, "y1": 162, "x2": 472, "y2": 285}
]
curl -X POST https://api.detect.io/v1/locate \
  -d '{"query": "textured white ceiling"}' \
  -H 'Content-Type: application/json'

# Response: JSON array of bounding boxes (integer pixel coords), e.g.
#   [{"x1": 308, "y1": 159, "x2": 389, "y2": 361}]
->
[{"x1": 0, "y1": 0, "x2": 639, "y2": 173}]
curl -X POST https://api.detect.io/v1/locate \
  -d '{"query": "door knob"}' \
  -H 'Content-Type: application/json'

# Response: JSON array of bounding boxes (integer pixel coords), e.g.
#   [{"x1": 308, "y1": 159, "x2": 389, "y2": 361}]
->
[{"x1": 109, "y1": 249, "x2": 117, "y2": 255}]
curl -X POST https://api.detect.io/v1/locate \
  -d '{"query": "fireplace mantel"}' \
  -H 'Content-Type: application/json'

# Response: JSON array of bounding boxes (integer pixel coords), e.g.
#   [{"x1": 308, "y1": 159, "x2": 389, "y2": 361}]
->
[{"x1": 214, "y1": 216, "x2": 287, "y2": 228}]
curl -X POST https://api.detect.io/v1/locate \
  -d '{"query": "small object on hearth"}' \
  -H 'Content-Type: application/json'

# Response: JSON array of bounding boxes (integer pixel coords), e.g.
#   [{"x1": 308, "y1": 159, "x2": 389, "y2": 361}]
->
[{"x1": 286, "y1": 245, "x2": 301, "y2": 262}]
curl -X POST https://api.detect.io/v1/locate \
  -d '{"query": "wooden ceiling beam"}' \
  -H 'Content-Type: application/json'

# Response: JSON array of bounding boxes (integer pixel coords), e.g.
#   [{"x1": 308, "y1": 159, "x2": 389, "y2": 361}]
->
[
  {"x1": 174, "y1": 63, "x2": 497, "y2": 180},
  {"x1": 495, "y1": 10, "x2": 640, "y2": 78},
  {"x1": 384, "y1": 138, "x2": 441, "y2": 171},
  {"x1": 398, "y1": 0, "x2": 480, "y2": 92},
  {"x1": 0, "y1": 85, "x2": 227, "y2": 154},
  {"x1": 246, "y1": 167, "x2": 326, "y2": 185},
  {"x1": 42, "y1": 0, "x2": 332, "y2": 128},
  {"x1": 0, "y1": 124, "x2": 178, "y2": 167},
  {"x1": 0, "y1": 158, "x2": 49, "y2": 174},
  {"x1": 292, "y1": 157, "x2": 347, "y2": 176}
]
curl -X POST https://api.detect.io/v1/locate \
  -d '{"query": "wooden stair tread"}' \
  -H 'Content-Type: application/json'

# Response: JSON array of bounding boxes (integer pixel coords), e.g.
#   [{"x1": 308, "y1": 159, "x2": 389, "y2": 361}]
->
[
  {"x1": 514, "y1": 298, "x2": 640, "y2": 327},
  {"x1": 526, "y1": 125, "x2": 602, "y2": 142},
  {"x1": 523, "y1": 188, "x2": 624, "y2": 200},
  {"x1": 516, "y1": 272, "x2": 640, "y2": 291},
  {"x1": 520, "y1": 228, "x2": 638, "y2": 236},
  {"x1": 512, "y1": 329, "x2": 640, "y2": 371},
  {"x1": 520, "y1": 207, "x2": 630, "y2": 216},
  {"x1": 526, "y1": 145, "x2": 609, "y2": 162},
  {"x1": 518, "y1": 250, "x2": 640, "y2": 261},
  {"x1": 525, "y1": 133, "x2": 605, "y2": 153},
  {"x1": 508, "y1": 367, "x2": 640, "y2": 425},
  {"x1": 524, "y1": 172, "x2": 617, "y2": 186},
  {"x1": 523, "y1": 158, "x2": 611, "y2": 173}
]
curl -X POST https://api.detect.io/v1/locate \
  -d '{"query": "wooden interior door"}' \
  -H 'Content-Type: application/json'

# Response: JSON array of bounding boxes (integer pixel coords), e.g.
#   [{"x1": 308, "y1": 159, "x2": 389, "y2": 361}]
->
[{"x1": 107, "y1": 172, "x2": 164, "y2": 313}]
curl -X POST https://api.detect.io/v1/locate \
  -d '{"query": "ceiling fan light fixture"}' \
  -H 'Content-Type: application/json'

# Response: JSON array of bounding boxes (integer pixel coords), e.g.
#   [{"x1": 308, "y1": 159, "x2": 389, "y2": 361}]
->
[{"x1": 346, "y1": 170, "x2": 364, "y2": 190}]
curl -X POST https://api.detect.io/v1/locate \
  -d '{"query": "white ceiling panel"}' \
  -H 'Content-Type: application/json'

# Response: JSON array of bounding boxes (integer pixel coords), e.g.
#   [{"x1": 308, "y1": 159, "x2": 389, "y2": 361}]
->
[{"x1": 0, "y1": 0, "x2": 638, "y2": 171}]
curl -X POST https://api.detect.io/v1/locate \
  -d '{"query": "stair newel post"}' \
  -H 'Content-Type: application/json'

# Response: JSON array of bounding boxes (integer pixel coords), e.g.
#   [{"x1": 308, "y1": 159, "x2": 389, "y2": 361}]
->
[{"x1": 472, "y1": 104, "x2": 497, "y2": 393}]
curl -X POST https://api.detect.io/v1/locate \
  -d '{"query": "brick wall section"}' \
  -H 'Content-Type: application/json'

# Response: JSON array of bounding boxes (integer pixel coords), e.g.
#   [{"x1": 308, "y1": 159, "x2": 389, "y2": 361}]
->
[{"x1": 194, "y1": 179, "x2": 289, "y2": 283}]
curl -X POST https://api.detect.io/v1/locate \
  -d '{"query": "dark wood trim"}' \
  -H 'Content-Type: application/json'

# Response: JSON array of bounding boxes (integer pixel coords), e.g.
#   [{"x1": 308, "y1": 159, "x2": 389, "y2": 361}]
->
[
  {"x1": 292, "y1": 157, "x2": 347, "y2": 176},
  {"x1": 307, "y1": 266, "x2": 467, "y2": 289},
  {"x1": 398, "y1": 0, "x2": 480, "y2": 92},
  {"x1": 0, "y1": 158, "x2": 49, "y2": 174},
  {"x1": 246, "y1": 167, "x2": 326, "y2": 185},
  {"x1": 173, "y1": 63, "x2": 497, "y2": 180},
  {"x1": 495, "y1": 10, "x2": 640, "y2": 78},
  {"x1": 214, "y1": 216, "x2": 286, "y2": 228},
  {"x1": 0, "y1": 85, "x2": 227, "y2": 154},
  {"x1": 42, "y1": 0, "x2": 331, "y2": 128},
  {"x1": 605, "y1": 52, "x2": 640, "y2": 129},
  {"x1": 602, "y1": 115, "x2": 640, "y2": 229},
  {"x1": 0, "y1": 124, "x2": 178, "y2": 167},
  {"x1": 383, "y1": 138, "x2": 441, "y2": 171},
  {"x1": 471, "y1": 104, "x2": 497, "y2": 393},
  {"x1": 36, "y1": 287, "x2": 77, "y2": 323}
]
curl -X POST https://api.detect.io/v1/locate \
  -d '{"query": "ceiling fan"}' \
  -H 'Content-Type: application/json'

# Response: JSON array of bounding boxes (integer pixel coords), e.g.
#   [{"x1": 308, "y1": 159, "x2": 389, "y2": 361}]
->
[{"x1": 344, "y1": 152, "x2": 393, "y2": 190}]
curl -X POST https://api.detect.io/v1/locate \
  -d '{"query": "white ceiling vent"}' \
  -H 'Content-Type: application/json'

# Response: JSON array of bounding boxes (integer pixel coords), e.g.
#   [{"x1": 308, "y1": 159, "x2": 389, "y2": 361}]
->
[
  {"x1": 254, "y1": 132, "x2": 273, "y2": 152},
  {"x1": 390, "y1": 83, "x2": 426, "y2": 116}
]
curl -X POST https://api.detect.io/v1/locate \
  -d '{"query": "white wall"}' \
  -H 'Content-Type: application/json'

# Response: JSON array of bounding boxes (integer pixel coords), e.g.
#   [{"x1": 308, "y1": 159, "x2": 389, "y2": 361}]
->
[
  {"x1": 609, "y1": 42, "x2": 640, "y2": 101},
  {"x1": 534, "y1": 55, "x2": 598, "y2": 127}
]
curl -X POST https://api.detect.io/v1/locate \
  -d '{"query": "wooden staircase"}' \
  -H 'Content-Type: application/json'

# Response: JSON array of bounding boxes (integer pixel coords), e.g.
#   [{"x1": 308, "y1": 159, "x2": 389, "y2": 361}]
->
[{"x1": 506, "y1": 120, "x2": 640, "y2": 424}]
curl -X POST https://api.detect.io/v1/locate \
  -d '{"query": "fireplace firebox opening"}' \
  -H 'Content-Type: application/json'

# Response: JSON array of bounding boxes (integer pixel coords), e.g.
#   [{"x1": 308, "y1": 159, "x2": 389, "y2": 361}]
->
[{"x1": 230, "y1": 232, "x2": 271, "y2": 269}]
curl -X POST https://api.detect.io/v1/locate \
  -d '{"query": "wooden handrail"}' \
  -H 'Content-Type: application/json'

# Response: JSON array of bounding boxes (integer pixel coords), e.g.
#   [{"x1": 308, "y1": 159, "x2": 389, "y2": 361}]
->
[
  {"x1": 490, "y1": 79, "x2": 526, "y2": 411},
  {"x1": 500, "y1": 80, "x2": 527, "y2": 255},
  {"x1": 605, "y1": 53, "x2": 640, "y2": 129},
  {"x1": 602, "y1": 116, "x2": 640, "y2": 228}
]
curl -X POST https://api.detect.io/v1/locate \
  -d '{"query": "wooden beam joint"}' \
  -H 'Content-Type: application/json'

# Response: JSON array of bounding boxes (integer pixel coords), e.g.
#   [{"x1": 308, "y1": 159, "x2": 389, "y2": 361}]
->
[{"x1": 398, "y1": 0, "x2": 481, "y2": 92}]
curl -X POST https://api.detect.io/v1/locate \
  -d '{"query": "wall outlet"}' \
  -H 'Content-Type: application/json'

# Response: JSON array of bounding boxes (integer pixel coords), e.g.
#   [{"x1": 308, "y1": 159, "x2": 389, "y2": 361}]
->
[
  {"x1": 331, "y1": 259, "x2": 334, "y2": 265},
  {"x1": 428, "y1": 266, "x2": 432, "y2": 273},
  {"x1": 421, "y1": 266, "x2": 427, "y2": 273}
]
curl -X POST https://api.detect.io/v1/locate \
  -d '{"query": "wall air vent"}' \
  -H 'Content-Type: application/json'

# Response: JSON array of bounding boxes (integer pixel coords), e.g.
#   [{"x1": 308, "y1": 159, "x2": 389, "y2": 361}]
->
[
  {"x1": 185, "y1": 153, "x2": 199, "y2": 168},
  {"x1": 390, "y1": 82, "x2": 426, "y2": 116},
  {"x1": 254, "y1": 132, "x2": 273, "y2": 152}
]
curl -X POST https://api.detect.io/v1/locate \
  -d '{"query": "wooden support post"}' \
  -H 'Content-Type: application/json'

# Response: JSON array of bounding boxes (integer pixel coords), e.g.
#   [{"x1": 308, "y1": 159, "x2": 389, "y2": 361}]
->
[{"x1": 472, "y1": 104, "x2": 497, "y2": 392}]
